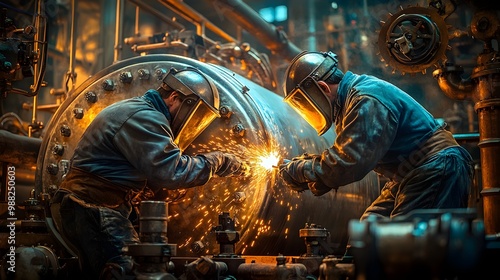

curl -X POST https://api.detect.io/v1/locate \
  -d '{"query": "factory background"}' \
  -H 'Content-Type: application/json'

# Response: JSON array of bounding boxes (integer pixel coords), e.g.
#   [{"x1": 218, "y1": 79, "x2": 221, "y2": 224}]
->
[
  {"x1": 2, "y1": 0, "x2": 485, "y2": 131},
  {"x1": 0, "y1": 0, "x2": 498, "y2": 279}
]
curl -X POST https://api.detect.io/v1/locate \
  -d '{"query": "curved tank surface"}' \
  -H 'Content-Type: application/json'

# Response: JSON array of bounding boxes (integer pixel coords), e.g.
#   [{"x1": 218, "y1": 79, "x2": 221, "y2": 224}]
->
[{"x1": 35, "y1": 54, "x2": 380, "y2": 257}]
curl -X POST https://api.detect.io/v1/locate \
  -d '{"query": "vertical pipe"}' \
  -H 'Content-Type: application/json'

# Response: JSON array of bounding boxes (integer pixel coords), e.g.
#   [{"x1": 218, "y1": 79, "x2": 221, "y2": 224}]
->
[
  {"x1": 113, "y1": 0, "x2": 124, "y2": 62},
  {"x1": 474, "y1": 72, "x2": 500, "y2": 234},
  {"x1": 68, "y1": 0, "x2": 77, "y2": 92},
  {"x1": 31, "y1": 0, "x2": 45, "y2": 95},
  {"x1": 28, "y1": 95, "x2": 36, "y2": 137},
  {"x1": 134, "y1": 5, "x2": 140, "y2": 37},
  {"x1": 307, "y1": 2, "x2": 316, "y2": 51},
  {"x1": 29, "y1": 0, "x2": 45, "y2": 135}
]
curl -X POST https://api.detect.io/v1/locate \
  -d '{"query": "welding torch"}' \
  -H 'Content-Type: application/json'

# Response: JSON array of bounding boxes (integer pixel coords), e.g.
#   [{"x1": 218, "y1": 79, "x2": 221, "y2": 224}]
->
[
  {"x1": 271, "y1": 158, "x2": 290, "y2": 170},
  {"x1": 271, "y1": 153, "x2": 316, "y2": 170}
]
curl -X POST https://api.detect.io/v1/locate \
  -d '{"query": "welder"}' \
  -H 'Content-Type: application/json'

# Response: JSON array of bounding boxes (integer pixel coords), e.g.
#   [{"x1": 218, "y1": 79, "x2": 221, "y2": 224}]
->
[
  {"x1": 278, "y1": 50, "x2": 474, "y2": 221},
  {"x1": 49, "y1": 67, "x2": 247, "y2": 279}
]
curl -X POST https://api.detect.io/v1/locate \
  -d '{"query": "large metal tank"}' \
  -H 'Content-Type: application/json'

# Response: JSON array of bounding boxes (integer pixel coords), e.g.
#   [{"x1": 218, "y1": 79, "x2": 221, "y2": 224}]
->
[{"x1": 35, "y1": 54, "x2": 379, "y2": 257}]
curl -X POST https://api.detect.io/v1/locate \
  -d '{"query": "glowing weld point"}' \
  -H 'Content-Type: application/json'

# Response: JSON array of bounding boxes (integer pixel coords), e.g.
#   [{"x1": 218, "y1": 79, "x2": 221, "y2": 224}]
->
[{"x1": 258, "y1": 151, "x2": 280, "y2": 170}]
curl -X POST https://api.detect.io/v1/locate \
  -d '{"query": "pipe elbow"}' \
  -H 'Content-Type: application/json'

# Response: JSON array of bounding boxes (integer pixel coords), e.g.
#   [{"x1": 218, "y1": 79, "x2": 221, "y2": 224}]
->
[{"x1": 432, "y1": 65, "x2": 474, "y2": 100}]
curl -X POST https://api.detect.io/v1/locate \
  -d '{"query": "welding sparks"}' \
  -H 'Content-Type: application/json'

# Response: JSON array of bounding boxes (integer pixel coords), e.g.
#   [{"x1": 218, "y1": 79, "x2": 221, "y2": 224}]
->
[
  {"x1": 258, "y1": 151, "x2": 281, "y2": 170},
  {"x1": 184, "y1": 133, "x2": 290, "y2": 254}
]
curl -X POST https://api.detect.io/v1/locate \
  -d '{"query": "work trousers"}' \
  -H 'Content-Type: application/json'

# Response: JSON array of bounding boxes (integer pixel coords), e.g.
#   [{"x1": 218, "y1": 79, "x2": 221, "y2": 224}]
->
[
  {"x1": 52, "y1": 191, "x2": 139, "y2": 279},
  {"x1": 361, "y1": 145, "x2": 474, "y2": 220}
]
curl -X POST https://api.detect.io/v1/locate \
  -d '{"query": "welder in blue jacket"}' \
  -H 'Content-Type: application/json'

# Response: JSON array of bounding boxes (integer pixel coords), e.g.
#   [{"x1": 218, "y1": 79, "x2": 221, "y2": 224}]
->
[
  {"x1": 278, "y1": 51, "x2": 474, "y2": 220},
  {"x1": 50, "y1": 67, "x2": 247, "y2": 279}
]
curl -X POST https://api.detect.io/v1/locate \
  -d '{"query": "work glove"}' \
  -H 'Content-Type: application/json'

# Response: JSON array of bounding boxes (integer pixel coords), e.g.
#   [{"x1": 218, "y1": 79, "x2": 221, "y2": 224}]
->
[
  {"x1": 201, "y1": 151, "x2": 248, "y2": 177},
  {"x1": 308, "y1": 180, "x2": 332, "y2": 196},
  {"x1": 278, "y1": 157, "x2": 312, "y2": 193},
  {"x1": 279, "y1": 154, "x2": 332, "y2": 196}
]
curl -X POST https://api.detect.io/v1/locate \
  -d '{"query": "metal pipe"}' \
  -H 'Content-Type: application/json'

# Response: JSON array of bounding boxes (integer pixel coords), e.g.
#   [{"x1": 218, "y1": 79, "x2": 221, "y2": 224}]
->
[
  {"x1": 134, "y1": 5, "x2": 139, "y2": 37},
  {"x1": 30, "y1": 0, "x2": 47, "y2": 96},
  {"x1": 28, "y1": 95, "x2": 37, "y2": 137},
  {"x1": 206, "y1": 0, "x2": 303, "y2": 61},
  {"x1": 0, "y1": 130, "x2": 41, "y2": 167},
  {"x1": 432, "y1": 39, "x2": 500, "y2": 234},
  {"x1": 127, "y1": 0, "x2": 185, "y2": 31},
  {"x1": 453, "y1": 133, "x2": 480, "y2": 144},
  {"x1": 28, "y1": 0, "x2": 47, "y2": 136},
  {"x1": 307, "y1": 0, "x2": 316, "y2": 50},
  {"x1": 0, "y1": 166, "x2": 35, "y2": 185},
  {"x1": 158, "y1": 0, "x2": 237, "y2": 43},
  {"x1": 472, "y1": 63, "x2": 500, "y2": 235},
  {"x1": 432, "y1": 43, "x2": 499, "y2": 235},
  {"x1": 67, "y1": 0, "x2": 77, "y2": 92},
  {"x1": 113, "y1": 0, "x2": 124, "y2": 62},
  {"x1": 433, "y1": 65, "x2": 474, "y2": 100}
]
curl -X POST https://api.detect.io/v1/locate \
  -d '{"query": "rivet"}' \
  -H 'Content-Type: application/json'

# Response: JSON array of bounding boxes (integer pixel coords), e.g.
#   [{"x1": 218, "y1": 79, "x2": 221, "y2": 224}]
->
[
  {"x1": 232, "y1": 123, "x2": 245, "y2": 137},
  {"x1": 85, "y1": 91, "x2": 98, "y2": 103},
  {"x1": 119, "y1": 71, "x2": 133, "y2": 84},
  {"x1": 73, "y1": 108, "x2": 84, "y2": 119},
  {"x1": 52, "y1": 144, "x2": 64, "y2": 156},
  {"x1": 138, "y1": 69, "x2": 150, "y2": 80},
  {"x1": 60, "y1": 125, "x2": 71, "y2": 137},
  {"x1": 102, "y1": 79, "x2": 115, "y2": 91},
  {"x1": 47, "y1": 163, "x2": 59, "y2": 175}
]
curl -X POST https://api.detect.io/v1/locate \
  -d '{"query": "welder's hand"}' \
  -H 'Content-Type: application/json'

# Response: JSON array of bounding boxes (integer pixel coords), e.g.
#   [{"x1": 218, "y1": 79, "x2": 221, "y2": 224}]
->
[
  {"x1": 278, "y1": 155, "x2": 332, "y2": 196},
  {"x1": 291, "y1": 153, "x2": 316, "y2": 161},
  {"x1": 278, "y1": 158, "x2": 310, "y2": 193},
  {"x1": 308, "y1": 180, "x2": 332, "y2": 196},
  {"x1": 202, "y1": 151, "x2": 248, "y2": 177},
  {"x1": 222, "y1": 159, "x2": 248, "y2": 177}
]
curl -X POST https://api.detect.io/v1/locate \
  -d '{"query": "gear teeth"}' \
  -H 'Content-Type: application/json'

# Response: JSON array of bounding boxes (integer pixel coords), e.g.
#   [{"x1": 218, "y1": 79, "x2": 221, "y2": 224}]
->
[{"x1": 376, "y1": 5, "x2": 450, "y2": 76}]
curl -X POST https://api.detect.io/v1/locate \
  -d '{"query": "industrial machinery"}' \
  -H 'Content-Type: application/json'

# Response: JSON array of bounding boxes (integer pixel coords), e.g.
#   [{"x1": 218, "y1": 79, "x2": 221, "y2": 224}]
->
[
  {"x1": 1, "y1": 0, "x2": 499, "y2": 279},
  {"x1": 377, "y1": 0, "x2": 500, "y2": 237},
  {"x1": 0, "y1": 0, "x2": 380, "y2": 279}
]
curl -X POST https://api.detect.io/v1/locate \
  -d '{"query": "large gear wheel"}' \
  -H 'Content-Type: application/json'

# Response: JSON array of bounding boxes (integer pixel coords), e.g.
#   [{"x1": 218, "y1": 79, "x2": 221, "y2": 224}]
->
[{"x1": 377, "y1": 6, "x2": 449, "y2": 74}]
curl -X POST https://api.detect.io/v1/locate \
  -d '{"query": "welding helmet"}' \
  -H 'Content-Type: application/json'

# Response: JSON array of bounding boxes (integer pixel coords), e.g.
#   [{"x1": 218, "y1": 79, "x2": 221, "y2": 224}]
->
[
  {"x1": 161, "y1": 67, "x2": 220, "y2": 151},
  {"x1": 283, "y1": 51, "x2": 339, "y2": 135}
]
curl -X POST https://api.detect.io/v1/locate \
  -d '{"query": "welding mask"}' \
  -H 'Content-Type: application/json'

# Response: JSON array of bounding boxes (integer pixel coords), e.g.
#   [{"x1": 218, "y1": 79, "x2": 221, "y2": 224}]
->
[
  {"x1": 161, "y1": 67, "x2": 220, "y2": 151},
  {"x1": 283, "y1": 51, "x2": 339, "y2": 135}
]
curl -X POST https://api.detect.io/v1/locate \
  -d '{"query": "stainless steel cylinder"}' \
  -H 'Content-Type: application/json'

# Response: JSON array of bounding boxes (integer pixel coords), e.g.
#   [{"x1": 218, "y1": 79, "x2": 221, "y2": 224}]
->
[{"x1": 35, "y1": 54, "x2": 380, "y2": 257}]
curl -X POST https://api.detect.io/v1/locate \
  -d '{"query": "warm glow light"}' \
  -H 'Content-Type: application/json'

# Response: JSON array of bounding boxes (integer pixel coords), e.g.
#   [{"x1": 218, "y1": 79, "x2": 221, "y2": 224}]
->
[
  {"x1": 257, "y1": 151, "x2": 281, "y2": 170},
  {"x1": 180, "y1": 131, "x2": 297, "y2": 254}
]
